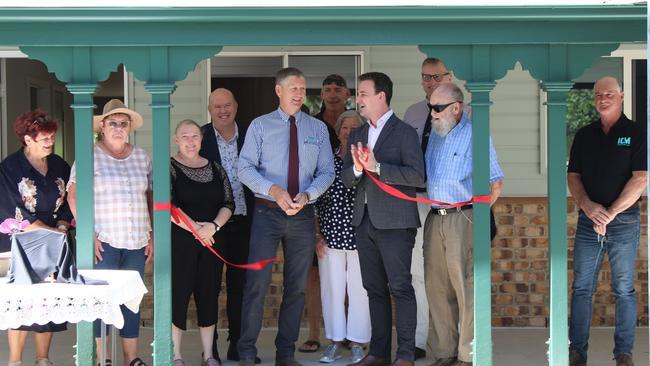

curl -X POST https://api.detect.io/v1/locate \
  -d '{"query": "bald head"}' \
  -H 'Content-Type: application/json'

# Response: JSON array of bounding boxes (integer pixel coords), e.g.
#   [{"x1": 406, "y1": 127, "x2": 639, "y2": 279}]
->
[
  {"x1": 208, "y1": 88, "x2": 238, "y2": 130},
  {"x1": 593, "y1": 76, "x2": 623, "y2": 124},
  {"x1": 432, "y1": 82, "x2": 464, "y2": 104}
]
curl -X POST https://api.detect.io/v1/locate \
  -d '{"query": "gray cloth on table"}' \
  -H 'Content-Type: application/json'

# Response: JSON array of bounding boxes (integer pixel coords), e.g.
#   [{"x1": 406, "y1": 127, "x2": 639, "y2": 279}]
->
[{"x1": 8, "y1": 228, "x2": 106, "y2": 285}]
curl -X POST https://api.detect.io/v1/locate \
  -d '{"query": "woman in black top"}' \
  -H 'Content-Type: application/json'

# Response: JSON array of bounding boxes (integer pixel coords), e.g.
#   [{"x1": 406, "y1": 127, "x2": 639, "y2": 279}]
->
[
  {"x1": 170, "y1": 119, "x2": 234, "y2": 366},
  {"x1": 0, "y1": 110, "x2": 72, "y2": 366}
]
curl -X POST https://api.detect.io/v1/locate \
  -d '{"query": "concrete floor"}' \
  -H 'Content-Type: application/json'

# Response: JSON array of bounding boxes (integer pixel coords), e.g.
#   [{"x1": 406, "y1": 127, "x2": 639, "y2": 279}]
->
[{"x1": 0, "y1": 327, "x2": 648, "y2": 366}]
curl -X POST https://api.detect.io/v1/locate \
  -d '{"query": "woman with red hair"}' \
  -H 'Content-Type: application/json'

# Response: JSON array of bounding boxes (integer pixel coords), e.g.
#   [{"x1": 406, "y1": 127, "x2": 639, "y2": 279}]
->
[{"x1": 0, "y1": 110, "x2": 73, "y2": 366}]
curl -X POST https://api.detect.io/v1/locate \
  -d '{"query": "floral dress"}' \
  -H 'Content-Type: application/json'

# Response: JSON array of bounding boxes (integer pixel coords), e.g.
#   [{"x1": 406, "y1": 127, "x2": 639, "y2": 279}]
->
[{"x1": 0, "y1": 148, "x2": 73, "y2": 332}]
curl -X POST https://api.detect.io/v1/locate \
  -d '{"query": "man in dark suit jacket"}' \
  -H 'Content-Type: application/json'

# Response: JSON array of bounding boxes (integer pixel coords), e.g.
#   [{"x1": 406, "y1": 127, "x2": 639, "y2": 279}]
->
[
  {"x1": 199, "y1": 88, "x2": 259, "y2": 364},
  {"x1": 341, "y1": 72, "x2": 425, "y2": 366}
]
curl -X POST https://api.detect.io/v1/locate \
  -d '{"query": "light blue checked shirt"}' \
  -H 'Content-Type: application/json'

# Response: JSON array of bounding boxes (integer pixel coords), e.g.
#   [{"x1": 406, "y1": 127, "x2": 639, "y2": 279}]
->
[
  {"x1": 238, "y1": 107, "x2": 335, "y2": 202},
  {"x1": 425, "y1": 110, "x2": 504, "y2": 208}
]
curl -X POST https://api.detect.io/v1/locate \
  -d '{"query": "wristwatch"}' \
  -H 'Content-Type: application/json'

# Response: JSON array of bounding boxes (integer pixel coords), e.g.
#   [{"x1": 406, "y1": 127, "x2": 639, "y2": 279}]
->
[{"x1": 213, "y1": 222, "x2": 221, "y2": 231}]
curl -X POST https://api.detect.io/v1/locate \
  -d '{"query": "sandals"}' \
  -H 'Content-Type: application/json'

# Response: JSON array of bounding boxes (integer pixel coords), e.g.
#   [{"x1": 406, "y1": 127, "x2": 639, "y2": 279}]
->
[
  {"x1": 298, "y1": 339, "x2": 321, "y2": 353},
  {"x1": 96, "y1": 360, "x2": 112, "y2": 366},
  {"x1": 173, "y1": 359, "x2": 186, "y2": 366},
  {"x1": 128, "y1": 358, "x2": 148, "y2": 366}
]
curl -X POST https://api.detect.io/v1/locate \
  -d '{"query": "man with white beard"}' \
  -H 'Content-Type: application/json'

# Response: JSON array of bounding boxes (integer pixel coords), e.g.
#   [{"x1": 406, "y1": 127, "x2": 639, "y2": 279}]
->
[{"x1": 423, "y1": 83, "x2": 503, "y2": 366}]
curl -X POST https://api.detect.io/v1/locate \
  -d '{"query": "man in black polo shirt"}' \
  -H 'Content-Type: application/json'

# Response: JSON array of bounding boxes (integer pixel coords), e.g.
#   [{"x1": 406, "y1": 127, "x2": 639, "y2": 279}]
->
[{"x1": 567, "y1": 76, "x2": 647, "y2": 366}]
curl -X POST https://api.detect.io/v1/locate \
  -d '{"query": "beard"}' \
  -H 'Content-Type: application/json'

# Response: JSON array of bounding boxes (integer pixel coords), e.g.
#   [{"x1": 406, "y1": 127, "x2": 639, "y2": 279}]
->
[{"x1": 432, "y1": 117, "x2": 457, "y2": 137}]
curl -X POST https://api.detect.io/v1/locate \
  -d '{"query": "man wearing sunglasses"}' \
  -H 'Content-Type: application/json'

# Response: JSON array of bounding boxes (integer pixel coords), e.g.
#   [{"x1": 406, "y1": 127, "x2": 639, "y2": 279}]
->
[
  {"x1": 423, "y1": 83, "x2": 503, "y2": 366},
  {"x1": 402, "y1": 57, "x2": 453, "y2": 361}
]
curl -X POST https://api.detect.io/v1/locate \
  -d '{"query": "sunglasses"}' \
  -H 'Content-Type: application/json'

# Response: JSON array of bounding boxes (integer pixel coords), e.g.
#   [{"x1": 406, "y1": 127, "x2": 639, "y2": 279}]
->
[
  {"x1": 421, "y1": 72, "x2": 450, "y2": 82},
  {"x1": 32, "y1": 116, "x2": 48, "y2": 125},
  {"x1": 428, "y1": 101, "x2": 459, "y2": 113},
  {"x1": 105, "y1": 120, "x2": 130, "y2": 129}
]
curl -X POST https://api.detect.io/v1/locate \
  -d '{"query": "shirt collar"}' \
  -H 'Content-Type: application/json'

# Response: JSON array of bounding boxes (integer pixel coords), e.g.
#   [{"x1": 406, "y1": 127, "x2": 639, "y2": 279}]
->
[
  {"x1": 369, "y1": 110, "x2": 393, "y2": 130},
  {"x1": 277, "y1": 107, "x2": 303, "y2": 124},
  {"x1": 440, "y1": 110, "x2": 469, "y2": 139},
  {"x1": 213, "y1": 123, "x2": 239, "y2": 144}
]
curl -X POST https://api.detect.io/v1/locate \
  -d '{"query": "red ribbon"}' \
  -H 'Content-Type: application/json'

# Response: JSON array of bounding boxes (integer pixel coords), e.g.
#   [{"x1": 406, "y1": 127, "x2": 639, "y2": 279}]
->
[
  {"x1": 360, "y1": 147, "x2": 490, "y2": 207},
  {"x1": 153, "y1": 202, "x2": 172, "y2": 211},
  {"x1": 169, "y1": 205, "x2": 278, "y2": 270}
]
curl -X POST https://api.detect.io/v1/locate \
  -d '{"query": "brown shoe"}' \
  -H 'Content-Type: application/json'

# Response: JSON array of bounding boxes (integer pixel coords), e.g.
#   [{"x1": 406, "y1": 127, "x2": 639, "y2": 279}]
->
[
  {"x1": 452, "y1": 361, "x2": 472, "y2": 366},
  {"x1": 391, "y1": 359, "x2": 414, "y2": 366},
  {"x1": 615, "y1": 353, "x2": 635, "y2": 366},
  {"x1": 430, "y1": 358, "x2": 456, "y2": 366},
  {"x1": 347, "y1": 355, "x2": 391, "y2": 366}
]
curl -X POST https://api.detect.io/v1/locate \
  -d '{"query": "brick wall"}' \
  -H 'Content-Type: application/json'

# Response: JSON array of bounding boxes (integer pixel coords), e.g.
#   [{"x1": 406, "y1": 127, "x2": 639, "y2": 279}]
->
[
  {"x1": 141, "y1": 197, "x2": 648, "y2": 329},
  {"x1": 492, "y1": 197, "x2": 648, "y2": 327}
]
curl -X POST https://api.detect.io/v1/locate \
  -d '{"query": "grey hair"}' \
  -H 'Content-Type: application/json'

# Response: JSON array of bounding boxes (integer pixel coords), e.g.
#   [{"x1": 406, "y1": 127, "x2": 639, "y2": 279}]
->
[
  {"x1": 174, "y1": 119, "x2": 202, "y2": 135},
  {"x1": 276, "y1": 67, "x2": 305, "y2": 85},
  {"x1": 435, "y1": 82, "x2": 464, "y2": 103},
  {"x1": 334, "y1": 110, "x2": 363, "y2": 135}
]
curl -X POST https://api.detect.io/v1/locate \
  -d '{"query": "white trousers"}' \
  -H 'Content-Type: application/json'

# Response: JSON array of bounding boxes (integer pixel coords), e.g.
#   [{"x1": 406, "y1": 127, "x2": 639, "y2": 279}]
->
[
  {"x1": 318, "y1": 248, "x2": 371, "y2": 343},
  {"x1": 412, "y1": 194, "x2": 430, "y2": 349}
]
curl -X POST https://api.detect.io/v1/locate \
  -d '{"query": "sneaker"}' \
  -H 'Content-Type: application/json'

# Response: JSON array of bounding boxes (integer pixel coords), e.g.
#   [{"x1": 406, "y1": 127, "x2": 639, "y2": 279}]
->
[
  {"x1": 202, "y1": 358, "x2": 220, "y2": 366},
  {"x1": 350, "y1": 345, "x2": 365, "y2": 364},
  {"x1": 320, "y1": 344, "x2": 342, "y2": 363},
  {"x1": 615, "y1": 353, "x2": 635, "y2": 366},
  {"x1": 569, "y1": 350, "x2": 587, "y2": 366},
  {"x1": 35, "y1": 359, "x2": 54, "y2": 366}
]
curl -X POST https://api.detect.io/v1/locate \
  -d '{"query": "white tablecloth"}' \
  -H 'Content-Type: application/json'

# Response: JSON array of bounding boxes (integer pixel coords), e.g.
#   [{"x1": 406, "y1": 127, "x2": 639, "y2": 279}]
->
[{"x1": 0, "y1": 269, "x2": 148, "y2": 330}]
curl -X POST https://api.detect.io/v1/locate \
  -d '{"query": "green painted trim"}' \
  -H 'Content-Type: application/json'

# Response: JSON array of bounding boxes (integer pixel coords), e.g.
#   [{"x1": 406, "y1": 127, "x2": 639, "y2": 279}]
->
[
  {"x1": 0, "y1": 5, "x2": 645, "y2": 22},
  {"x1": 465, "y1": 82, "x2": 496, "y2": 366},
  {"x1": 0, "y1": 6, "x2": 645, "y2": 46},
  {"x1": 542, "y1": 82, "x2": 572, "y2": 366},
  {"x1": 68, "y1": 88, "x2": 97, "y2": 366},
  {"x1": 147, "y1": 85, "x2": 176, "y2": 366}
]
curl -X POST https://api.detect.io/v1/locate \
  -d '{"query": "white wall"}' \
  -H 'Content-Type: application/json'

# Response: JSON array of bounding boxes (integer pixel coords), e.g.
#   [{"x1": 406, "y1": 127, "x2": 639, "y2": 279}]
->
[{"x1": 129, "y1": 60, "x2": 209, "y2": 156}]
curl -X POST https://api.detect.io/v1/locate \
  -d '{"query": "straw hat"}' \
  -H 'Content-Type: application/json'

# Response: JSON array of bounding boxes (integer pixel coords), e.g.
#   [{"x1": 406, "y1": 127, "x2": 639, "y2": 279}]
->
[{"x1": 93, "y1": 99, "x2": 143, "y2": 132}]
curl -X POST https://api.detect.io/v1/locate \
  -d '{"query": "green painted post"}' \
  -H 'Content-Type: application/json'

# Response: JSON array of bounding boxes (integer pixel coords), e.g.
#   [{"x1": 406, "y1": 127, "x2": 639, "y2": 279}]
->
[
  {"x1": 543, "y1": 82, "x2": 573, "y2": 366},
  {"x1": 67, "y1": 84, "x2": 97, "y2": 366},
  {"x1": 145, "y1": 83, "x2": 176, "y2": 366},
  {"x1": 465, "y1": 81, "x2": 495, "y2": 366}
]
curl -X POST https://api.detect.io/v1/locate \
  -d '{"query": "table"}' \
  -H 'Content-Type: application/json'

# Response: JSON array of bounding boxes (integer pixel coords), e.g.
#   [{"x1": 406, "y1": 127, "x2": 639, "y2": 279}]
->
[{"x1": 0, "y1": 269, "x2": 148, "y2": 330}]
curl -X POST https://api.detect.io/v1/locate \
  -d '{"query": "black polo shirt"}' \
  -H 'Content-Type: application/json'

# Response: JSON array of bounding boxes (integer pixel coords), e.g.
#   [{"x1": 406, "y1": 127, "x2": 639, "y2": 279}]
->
[{"x1": 568, "y1": 114, "x2": 647, "y2": 207}]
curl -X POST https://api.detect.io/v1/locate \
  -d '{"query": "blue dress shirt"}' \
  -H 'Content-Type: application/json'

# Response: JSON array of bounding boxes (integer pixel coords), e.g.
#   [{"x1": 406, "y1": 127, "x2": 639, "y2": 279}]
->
[
  {"x1": 238, "y1": 107, "x2": 335, "y2": 202},
  {"x1": 425, "y1": 110, "x2": 504, "y2": 208}
]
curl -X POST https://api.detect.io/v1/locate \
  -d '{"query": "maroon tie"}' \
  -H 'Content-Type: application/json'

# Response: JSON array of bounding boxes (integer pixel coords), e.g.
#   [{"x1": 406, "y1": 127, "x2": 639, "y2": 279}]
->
[{"x1": 287, "y1": 115, "x2": 299, "y2": 198}]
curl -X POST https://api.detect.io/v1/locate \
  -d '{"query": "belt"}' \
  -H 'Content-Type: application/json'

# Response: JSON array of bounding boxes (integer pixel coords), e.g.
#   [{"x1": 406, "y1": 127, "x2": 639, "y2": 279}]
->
[
  {"x1": 430, "y1": 204, "x2": 472, "y2": 216},
  {"x1": 255, "y1": 197, "x2": 281, "y2": 209}
]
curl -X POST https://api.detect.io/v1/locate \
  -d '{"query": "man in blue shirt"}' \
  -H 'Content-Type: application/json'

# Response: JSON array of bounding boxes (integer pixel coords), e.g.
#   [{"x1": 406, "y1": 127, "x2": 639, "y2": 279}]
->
[
  {"x1": 424, "y1": 82, "x2": 503, "y2": 366},
  {"x1": 237, "y1": 67, "x2": 335, "y2": 366}
]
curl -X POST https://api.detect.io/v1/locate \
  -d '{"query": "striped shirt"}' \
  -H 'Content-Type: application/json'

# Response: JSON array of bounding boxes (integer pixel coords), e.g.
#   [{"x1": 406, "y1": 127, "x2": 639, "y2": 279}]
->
[
  {"x1": 69, "y1": 144, "x2": 152, "y2": 249},
  {"x1": 238, "y1": 107, "x2": 335, "y2": 202},
  {"x1": 425, "y1": 110, "x2": 503, "y2": 208}
]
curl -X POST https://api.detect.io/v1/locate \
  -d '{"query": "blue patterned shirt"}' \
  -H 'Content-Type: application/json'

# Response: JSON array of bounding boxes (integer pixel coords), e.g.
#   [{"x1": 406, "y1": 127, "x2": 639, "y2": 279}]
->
[
  {"x1": 214, "y1": 125, "x2": 247, "y2": 216},
  {"x1": 425, "y1": 110, "x2": 504, "y2": 208},
  {"x1": 238, "y1": 108, "x2": 335, "y2": 202}
]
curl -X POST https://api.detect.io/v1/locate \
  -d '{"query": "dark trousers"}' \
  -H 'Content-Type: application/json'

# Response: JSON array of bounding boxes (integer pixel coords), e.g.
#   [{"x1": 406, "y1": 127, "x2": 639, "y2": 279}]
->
[
  {"x1": 238, "y1": 204, "x2": 316, "y2": 358},
  {"x1": 212, "y1": 215, "x2": 251, "y2": 357},
  {"x1": 356, "y1": 208, "x2": 417, "y2": 361}
]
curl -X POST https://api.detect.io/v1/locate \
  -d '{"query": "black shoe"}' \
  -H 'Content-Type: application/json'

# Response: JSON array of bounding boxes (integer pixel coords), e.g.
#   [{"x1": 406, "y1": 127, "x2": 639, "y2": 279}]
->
[
  {"x1": 239, "y1": 357, "x2": 256, "y2": 366},
  {"x1": 569, "y1": 350, "x2": 586, "y2": 366},
  {"x1": 414, "y1": 347, "x2": 426, "y2": 360},
  {"x1": 615, "y1": 353, "x2": 635, "y2": 366},
  {"x1": 275, "y1": 357, "x2": 303, "y2": 366},
  {"x1": 227, "y1": 342, "x2": 262, "y2": 364}
]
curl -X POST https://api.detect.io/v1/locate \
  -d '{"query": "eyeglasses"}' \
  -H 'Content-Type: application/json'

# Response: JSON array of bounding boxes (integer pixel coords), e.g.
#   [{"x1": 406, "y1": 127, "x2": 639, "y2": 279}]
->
[
  {"x1": 421, "y1": 72, "x2": 450, "y2": 82},
  {"x1": 32, "y1": 116, "x2": 47, "y2": 125},
  {"x1": 428, "y1": 101, "x2": 459, "y2": 113},
  {"x1": 105, "y1": 120, "x2": 130, "y2": 129},
  {"x1": 33, "y1": 134, "x2": 56, "y2": 143}
]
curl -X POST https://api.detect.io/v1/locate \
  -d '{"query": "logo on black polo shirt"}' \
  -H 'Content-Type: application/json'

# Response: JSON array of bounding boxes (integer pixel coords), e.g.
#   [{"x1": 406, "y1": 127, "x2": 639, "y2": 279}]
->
[{"x1": 617, "y1": 136, "x2": 631, "y2": 147}]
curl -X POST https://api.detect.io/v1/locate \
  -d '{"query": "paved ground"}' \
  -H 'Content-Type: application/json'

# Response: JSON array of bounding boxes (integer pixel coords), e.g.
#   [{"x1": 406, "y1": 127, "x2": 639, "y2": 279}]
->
[{"x1": 0, "y1": 327, "x2": 648, "y2": 366}]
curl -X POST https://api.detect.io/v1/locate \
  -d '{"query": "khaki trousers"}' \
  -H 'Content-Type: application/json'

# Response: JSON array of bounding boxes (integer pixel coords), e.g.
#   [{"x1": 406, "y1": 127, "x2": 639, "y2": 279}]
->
[{"x1": 423, "y1": 208, "x2": 473, "y2": 363}]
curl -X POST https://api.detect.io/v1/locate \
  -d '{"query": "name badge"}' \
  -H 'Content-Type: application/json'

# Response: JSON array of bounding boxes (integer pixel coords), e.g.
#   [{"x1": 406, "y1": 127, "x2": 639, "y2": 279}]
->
[{"x1": 304, "y1": 136, "x2": 319, "y2": 145}]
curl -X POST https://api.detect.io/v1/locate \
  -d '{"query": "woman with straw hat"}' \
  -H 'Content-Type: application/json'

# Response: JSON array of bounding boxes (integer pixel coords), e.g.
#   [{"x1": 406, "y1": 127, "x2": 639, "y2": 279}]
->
[{"x1": 68, "y1": 99, "x2": 152, "y2": 366}]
